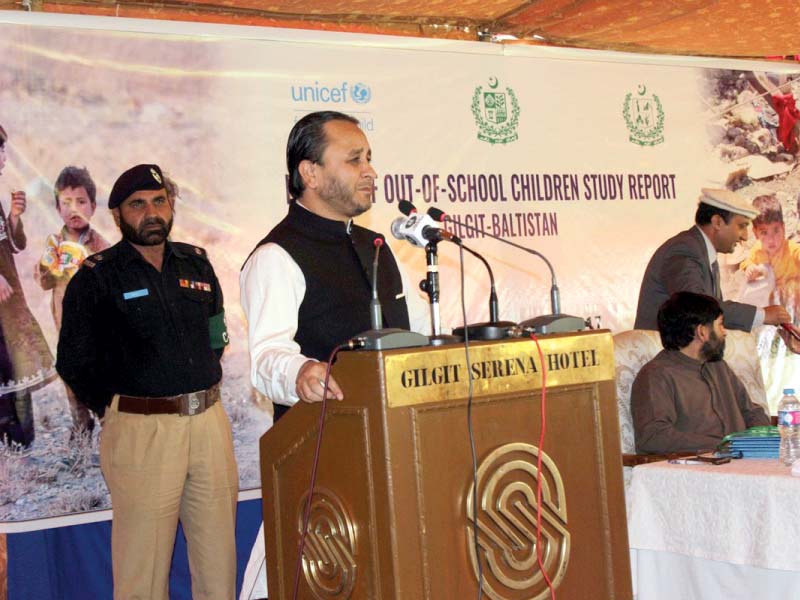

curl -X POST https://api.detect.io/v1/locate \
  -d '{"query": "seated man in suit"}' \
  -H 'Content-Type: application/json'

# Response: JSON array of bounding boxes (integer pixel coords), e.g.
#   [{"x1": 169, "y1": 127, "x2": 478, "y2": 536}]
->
[{"x1": 632, "y1": 291, "x2": 770, "y2": 454}]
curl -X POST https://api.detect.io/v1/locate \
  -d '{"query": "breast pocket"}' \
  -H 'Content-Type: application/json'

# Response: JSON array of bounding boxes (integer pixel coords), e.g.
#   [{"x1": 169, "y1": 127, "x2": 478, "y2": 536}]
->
[
  {"x1": 117, "y1": 292, "x2": 160, "y2": 339},
  {"x1": 177, "y1": 287, "x2": 213, "y2": 332}
]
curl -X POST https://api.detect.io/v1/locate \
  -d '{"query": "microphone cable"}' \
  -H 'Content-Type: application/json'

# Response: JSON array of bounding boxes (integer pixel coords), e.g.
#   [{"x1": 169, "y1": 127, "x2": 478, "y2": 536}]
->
[
  {"x1": 459, "y1": 243, "x2": 484, "y2": 600},
  {"x1": 528, "y1": 332, "x2": 556, "y2": 600},
  {"x1": 291, "y1": 342, "x2": 352, "y2": 600}
]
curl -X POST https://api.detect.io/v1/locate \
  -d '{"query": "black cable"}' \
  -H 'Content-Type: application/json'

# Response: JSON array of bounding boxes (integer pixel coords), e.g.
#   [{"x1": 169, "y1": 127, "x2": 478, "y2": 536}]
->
[
  {"x1": 460, "y1": 242, "x2": 499, "y2": 322},
  {"x1": 292, "y1": 343, "x2": 346, "y2": 600},
  {"x1": 460, "y1": 243, "x2": 483, "y2": 599}
]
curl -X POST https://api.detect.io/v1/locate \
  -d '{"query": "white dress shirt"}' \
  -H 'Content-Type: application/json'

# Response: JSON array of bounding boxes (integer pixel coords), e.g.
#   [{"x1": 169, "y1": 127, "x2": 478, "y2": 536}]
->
[{"x1": 240, "y1": 235, "x2": 430, "y2": 407}]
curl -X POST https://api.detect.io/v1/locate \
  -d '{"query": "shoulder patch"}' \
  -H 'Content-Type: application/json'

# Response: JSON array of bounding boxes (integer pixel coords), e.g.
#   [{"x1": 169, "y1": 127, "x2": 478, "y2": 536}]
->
[
  {"x1": 82, "y1": 251, "x2": 104, "y2": 269},
  {"x1": 83, "y1": 244, "x2": 120, "y2": 270},
  {"x1": 174, "y1": 242, "x2": 209, "y2": 261}
]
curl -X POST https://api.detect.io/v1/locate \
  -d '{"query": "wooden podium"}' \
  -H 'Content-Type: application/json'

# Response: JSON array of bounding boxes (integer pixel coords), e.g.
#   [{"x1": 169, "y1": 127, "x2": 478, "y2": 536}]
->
[{"x1": 259, "y1": 330, "x2": 632, "y2": 599}]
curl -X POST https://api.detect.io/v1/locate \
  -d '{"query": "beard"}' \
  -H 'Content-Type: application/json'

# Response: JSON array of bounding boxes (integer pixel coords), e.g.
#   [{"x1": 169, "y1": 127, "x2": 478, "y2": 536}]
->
[
  {"x1": 319, "y1": 174, "x2": 371, "y2": 218},
  {"x1": 700, "y1": 329, "x2": 726, "y2": 362},
  {"x1": 120, "y1": 215, "x2": 173, "y2": 246}
]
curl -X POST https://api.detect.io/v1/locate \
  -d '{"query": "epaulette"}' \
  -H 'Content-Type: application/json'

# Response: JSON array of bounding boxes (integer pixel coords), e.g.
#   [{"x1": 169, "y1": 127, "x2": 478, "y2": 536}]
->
[
  {"x1": 82, "y1": 250, "x2": 107, "y2": 269},
  {"x1": 174, "y1": 242, "x2": 209, "y2": 261}
]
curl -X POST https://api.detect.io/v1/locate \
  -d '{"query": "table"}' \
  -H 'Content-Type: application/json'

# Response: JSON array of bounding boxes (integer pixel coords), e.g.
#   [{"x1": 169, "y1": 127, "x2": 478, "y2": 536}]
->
[{"x1": 627, "y1": 459, "x2": 800, "y2": 600}]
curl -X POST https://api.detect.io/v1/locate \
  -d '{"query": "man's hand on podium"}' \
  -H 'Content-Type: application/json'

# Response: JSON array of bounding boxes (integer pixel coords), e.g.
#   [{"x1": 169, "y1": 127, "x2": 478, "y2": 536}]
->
[{"x1": 296, "y1": 360, "x2": 344, "y2": 403}]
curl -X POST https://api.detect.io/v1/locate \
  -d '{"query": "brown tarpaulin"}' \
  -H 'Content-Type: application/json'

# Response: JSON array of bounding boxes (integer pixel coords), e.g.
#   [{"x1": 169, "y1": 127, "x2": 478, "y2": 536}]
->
[{"x1": 1, "y1": 0, "x2": 799, "y2": 59}]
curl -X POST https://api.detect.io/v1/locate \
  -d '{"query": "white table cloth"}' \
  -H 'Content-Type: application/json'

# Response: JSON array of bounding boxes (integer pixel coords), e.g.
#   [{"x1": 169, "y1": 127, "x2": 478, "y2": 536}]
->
[{"x1": 628, "y1": 459, "x2": 800, "y2": 600}]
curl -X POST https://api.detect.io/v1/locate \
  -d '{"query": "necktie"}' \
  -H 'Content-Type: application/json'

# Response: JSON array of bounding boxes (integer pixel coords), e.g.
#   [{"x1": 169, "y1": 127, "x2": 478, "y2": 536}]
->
[{"x1": 711, "y1": 260, "x2": 721, "y2": 300}]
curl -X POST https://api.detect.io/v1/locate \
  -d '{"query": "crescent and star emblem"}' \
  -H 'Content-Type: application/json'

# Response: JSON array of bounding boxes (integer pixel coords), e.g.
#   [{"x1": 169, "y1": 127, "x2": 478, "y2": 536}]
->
[{"x1": 488, "y1": 76, "x2": 499, "y2": 89}]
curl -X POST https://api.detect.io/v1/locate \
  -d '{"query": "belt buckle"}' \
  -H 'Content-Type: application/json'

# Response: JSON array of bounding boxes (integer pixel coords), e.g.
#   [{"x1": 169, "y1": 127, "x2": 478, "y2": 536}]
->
[{"x1": 186, "y1": 392, "x2": 202, "y2": 416}]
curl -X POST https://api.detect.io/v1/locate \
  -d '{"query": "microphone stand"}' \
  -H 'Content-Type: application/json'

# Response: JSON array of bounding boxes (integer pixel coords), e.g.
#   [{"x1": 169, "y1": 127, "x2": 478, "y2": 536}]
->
[
  {"x1": 420, "y1": 240, "x2": 461, "y2": 346},
  {"x1": 438, "y1": 215, "x2": 585, "y2": 335},
  {"x1": 452, "y1": 243, "x2": 517, "y2": 341},
  {"x1": 350, "y1": 239, "x2": 429, "y2": 351}
]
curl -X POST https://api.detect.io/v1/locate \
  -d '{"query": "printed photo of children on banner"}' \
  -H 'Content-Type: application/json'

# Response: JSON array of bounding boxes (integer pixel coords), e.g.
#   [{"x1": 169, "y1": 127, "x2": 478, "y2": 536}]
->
[
  {"x1": 0, "y1": 26, "x2": 274, "y2": 523},
  {"x1": 705, "y1": 69, "x2": 800, "y2": 413}
]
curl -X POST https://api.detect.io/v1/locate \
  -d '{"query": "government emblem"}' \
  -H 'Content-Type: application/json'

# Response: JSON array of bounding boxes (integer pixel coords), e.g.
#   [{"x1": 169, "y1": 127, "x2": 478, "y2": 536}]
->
[
  {"x1": 472, "y1": 76, "x2": 520, "y2": 145},
  {"x1": 623, "y1": 84, "x2": 665, "y2": 146}
]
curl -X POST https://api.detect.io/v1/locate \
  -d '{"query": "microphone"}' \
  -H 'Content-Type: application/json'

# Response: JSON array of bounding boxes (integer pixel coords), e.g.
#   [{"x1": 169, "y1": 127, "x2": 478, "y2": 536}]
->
[
  {"x1": 393, "y1": 202, "x2": 461, "y2": 345},
  {"x1": 399, "y1": 199, "x2": 416, "y2": 216},
  {"x1": 428, "y1": 208, "x2": 585, "y2": 335},
  {"x1": 409, "y1": 208, "x2": 517, "y2": 339},
  {"x1": 347, "y1": 233, "x2": 428, "y2": 351},
  {"x1": 453, "y1": 243, "x2": 518, "y2": 341},
  {"x1": 370, "y1": 236, "x2": 384, "y2": 330},
  {"x1": 390, "y1": 213, "x2": 460, "y2": 247}
]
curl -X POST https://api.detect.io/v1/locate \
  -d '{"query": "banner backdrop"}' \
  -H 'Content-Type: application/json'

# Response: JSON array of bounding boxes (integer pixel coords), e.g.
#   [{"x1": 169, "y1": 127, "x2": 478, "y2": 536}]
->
[{"x1": 0, "y1": 13, "x2": 798, "y2": 524}]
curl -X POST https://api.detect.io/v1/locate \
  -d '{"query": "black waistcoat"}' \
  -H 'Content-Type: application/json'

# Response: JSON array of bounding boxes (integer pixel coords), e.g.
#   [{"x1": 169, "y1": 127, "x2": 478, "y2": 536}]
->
[{"x1": 253, "y1": 203, "x2": 410, "y2": 363}]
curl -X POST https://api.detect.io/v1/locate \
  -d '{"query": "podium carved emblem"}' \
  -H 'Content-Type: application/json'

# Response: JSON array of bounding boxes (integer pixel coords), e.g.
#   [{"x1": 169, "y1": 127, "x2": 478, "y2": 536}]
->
[
  {"x1": 465, "y1": 443, "x2": 570, "y2": 599},
  {"x1": 297, "y1": 488, "x2": 357, "y2": 599}
]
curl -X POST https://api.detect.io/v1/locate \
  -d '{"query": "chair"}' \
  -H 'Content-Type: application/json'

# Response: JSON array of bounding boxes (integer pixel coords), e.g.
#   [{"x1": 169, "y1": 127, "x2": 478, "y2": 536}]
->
[{"x1": 613, "y1": 329, "x2": 768, "y2": 470}]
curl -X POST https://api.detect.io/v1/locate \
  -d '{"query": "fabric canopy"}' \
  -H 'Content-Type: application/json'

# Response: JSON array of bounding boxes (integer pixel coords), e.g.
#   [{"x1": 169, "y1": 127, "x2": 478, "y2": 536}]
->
[{"x1": 3, "y1": 0, "x2": 799, "y2": 59}]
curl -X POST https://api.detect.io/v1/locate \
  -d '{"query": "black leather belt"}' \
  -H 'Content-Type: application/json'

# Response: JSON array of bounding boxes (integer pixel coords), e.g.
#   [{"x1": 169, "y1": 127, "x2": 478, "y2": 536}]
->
[{"x1": 117, "y1": 384, "x2": 220, "y2": 416}]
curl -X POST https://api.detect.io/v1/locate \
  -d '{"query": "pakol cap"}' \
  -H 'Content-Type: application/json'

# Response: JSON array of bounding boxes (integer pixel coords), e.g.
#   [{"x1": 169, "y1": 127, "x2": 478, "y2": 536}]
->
[
  {"x1": 699, "y1": 188, "x2": 759, "y2": 220},
  {"x1": 108, "y1": 164, "x2": 164, "y2": 209}
]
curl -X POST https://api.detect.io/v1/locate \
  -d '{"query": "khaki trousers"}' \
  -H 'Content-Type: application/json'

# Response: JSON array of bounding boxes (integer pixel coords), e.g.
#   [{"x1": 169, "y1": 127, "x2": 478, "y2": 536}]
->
[{"x1": 100, "y1": 397, "x2": 239, "y2": 600}]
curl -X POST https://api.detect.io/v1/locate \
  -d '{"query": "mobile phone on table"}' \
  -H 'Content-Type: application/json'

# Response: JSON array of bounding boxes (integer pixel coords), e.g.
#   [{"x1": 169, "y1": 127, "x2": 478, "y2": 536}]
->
[{"x1": 691, "y1": 454, "x2": 730, "y2": 465}]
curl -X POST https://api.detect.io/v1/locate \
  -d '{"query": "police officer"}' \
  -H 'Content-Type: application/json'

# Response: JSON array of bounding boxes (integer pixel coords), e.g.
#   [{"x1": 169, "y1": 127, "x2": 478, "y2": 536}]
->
[{"x1": 56, "y1": 164, "x2": 237, "y2": 600}]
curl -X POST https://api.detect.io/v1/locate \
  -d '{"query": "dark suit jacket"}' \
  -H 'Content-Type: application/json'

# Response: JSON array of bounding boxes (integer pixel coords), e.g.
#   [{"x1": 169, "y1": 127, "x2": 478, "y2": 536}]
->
[{"x1": 634, "y1": 226, "x2": 756, "y2": 332}]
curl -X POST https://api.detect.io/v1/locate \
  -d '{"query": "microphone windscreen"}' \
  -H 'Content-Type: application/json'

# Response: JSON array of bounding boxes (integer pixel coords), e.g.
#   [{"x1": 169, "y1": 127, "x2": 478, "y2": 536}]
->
[
  {"x1": 390, "y1": 216, "x2": 407, "y2": 240},
  {"x1": 427, "y1": 207, "x2": 446, "y2": 222},
  {"x1": 398, "y1": 200, "x2": 416, "y2": 216}
]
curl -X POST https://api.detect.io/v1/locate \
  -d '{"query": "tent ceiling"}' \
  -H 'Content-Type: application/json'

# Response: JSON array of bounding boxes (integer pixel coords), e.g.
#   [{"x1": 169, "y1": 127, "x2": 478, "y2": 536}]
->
[{"x1": 4, "y1": 0, "x2": 800, "y2": 59}]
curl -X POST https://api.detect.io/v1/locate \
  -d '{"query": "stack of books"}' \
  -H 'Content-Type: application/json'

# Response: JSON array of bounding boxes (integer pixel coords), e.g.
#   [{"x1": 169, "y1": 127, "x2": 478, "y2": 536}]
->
[{"x1": 722, "y1": 426, "x2": 780, "y2": 459}]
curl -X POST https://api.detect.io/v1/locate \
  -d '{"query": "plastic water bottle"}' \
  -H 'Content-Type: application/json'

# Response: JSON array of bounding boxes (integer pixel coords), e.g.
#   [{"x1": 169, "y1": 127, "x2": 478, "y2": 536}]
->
[{"x1": 778, "y1": 388, "x2": 800, "y2": 465}]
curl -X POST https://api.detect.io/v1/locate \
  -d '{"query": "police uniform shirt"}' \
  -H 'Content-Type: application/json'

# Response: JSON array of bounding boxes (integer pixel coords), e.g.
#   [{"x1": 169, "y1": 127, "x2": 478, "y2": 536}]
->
[{"x1": 56, "y1": 239, "x2": 224, "y2": 417}]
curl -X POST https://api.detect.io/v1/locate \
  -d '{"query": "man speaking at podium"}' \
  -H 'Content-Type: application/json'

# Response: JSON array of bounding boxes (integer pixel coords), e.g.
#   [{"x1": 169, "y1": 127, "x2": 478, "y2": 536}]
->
[
  {"x1": 240, "y1": 110, "x2": 427, "y2": 420},
  {"x1": 634, "y1": 188, "x2": 789, "y2": 332}
]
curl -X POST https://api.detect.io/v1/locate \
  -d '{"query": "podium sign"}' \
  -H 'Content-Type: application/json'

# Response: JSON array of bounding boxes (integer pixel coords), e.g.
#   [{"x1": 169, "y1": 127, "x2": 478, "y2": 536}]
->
[{"x1": 260, "y1": 331, "x2": 631, "y2": 599}]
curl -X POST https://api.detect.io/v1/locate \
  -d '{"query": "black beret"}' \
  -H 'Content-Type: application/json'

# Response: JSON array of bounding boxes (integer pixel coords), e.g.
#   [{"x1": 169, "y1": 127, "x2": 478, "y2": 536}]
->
[{"x1": 108, "y1": 164, "x2": 165, "y2": 209}]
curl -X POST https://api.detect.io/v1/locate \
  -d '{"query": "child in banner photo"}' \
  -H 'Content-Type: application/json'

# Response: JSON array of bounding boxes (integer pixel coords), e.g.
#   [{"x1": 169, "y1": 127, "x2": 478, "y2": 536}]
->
[
  {"x1": 0, "y1": 123, "x2": 58, "y2": 447},
  {"x1": 36, "y1": 166, "x2": 110, "y2": 436},
  {"x1": 740, "y1": 194, "x2": 800, "y2": 303}
]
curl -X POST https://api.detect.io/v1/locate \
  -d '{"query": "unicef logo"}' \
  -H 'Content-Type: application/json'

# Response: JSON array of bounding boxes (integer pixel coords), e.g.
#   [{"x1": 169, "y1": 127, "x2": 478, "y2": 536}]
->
[
  {"x1": 290, "y1": 81, "x2": 372, "y2": 106},
  {"x1": 350, "y1": 82, "x2": 371, "y2": 104}
]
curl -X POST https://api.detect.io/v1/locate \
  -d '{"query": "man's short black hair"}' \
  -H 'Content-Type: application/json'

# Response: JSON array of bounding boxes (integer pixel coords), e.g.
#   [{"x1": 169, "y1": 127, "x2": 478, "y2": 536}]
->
[
  {"x1": 0, "y1": 123, "x2": 6, "y2": 148},
  {"x1": 54, "y1": 166, "x2": 96, "y2": 207},
  {"x1": 657, "y1": 291, "x2": 723, "y2": 350},
  {"x1": 695, "y1": 202, "x2": 733, "y2": 226},
  {"x1": 286, "y1": 111, "x2": 359, "y2": 200}
]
